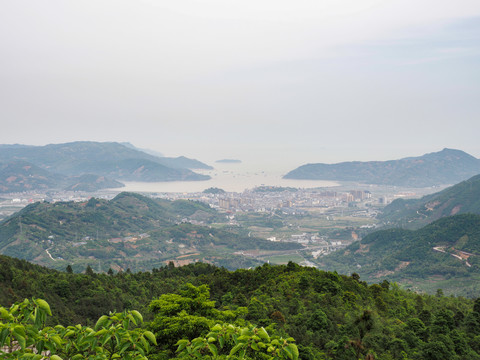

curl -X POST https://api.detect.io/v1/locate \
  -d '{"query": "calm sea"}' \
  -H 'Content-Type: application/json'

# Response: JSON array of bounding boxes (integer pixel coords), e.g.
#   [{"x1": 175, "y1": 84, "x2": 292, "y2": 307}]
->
[{"x1": 115, "y1": 161, "x2": 338, "y2": 193}]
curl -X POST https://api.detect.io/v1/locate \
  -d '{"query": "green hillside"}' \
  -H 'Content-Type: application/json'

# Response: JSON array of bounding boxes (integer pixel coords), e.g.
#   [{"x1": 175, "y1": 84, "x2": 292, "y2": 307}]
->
[
  {"x1": 320, "y1": 214, "x2": 480, "y2": 297},
  {"x1": 0, "y1": 192, "x2": 301, "y2": 272},
  {"x1": 1, "y1": 257, "x2": 480, "y2": 359},
  {"x1": 284, "y1": 148, "x2": 480, "y2": 187},
  {"x1": 379, "y1": 174, "x2": 480, "y2": 228}
]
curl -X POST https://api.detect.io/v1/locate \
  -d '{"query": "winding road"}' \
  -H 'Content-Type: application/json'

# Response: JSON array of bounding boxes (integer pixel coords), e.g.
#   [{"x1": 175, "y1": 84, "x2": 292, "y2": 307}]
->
[{"x1": 433, "y1": 246, "x2": 471, "y2": 267}]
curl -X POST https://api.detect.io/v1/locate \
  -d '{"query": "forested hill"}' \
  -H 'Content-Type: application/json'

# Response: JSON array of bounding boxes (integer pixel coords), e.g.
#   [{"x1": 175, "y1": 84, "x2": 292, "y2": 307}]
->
[
  {"x1": 379, "y1": 174, "x2": 480, "y2": 228},
  {"x1": 1, "y1": 256, "x2": 480, "y2": 359},
  {"x1": 0, "y1": 192, "x2": 301, "y2": 272},
  {"x1": 284, "y1": 148, "x2": 480, "y2": 187},
  {"x1": 321, "y1": 213, "x2": 480, "y2": 297}
]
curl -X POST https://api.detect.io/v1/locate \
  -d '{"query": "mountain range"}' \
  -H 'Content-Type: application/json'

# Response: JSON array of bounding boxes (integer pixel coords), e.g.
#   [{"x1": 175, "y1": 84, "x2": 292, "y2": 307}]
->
[
  {"x1": 0, "y1": 142, "x2": 212, "y2": 192},
  {"x1": 284, "y1": 148, "x2": 480, "y2": 187}
]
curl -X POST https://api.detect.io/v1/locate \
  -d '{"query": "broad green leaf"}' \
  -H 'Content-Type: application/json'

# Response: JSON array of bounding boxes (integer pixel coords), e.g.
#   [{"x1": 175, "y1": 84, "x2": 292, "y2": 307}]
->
[
  {"x1": 257, "y1": 327, "x2": 270, "y2": 342},
  {"x1": 0, "y1": 307, "x2": 12, "y2": 320},
  {"x1": 35, "y1": 299, "x2": 52, "y2": 316},
  {"x1": 143, "y1": 331, "x2": 157, "y2": 346},
  {"x1": 15, "y1": 334, "x2": 26, "y2": 350},
  {"x1": 51, "y1": 334, "x2": 63, "y2": 347},
  {"x1": 128, "y1": 313, "x2": 137, "y2": 326},
  {"x1": 283, "y1": 344, "x2": 294, "y2": 360},
  {"x1": 13, "y1": 325, "x2": 27, "y2": 348},
  {"x1": 50, "y1": 355, "x2": 63, "y2": 360},
  {"x1": 64, "y1": 330, "x2": 75, "y2": 338},
  {"x1": 140, "y1": 335, "x2": 149, "y2": 352},
  {"x1": 212, "y1": 324, "x2": 223, "y2": 331},
  {"x1": 230, "y1": 343, "x2": 243, "y2": 356},
  {"x1": 14, "y1": 325, "x2": 26, "y2": 338},
  {"x1": 176, "y1": 339, "x2": 189, "y2": 346},
  {"x1": 240, "y1": 328, "x2": 251, "y2": 336},
  {"x1": 176, "y1": 341, "x2": 188, "y2": 352},
  {"x1": 0, "y1": 328, "x2": 9, "y2": 347},
  {"x1": 95, "y1": 315, "x2": 109, "y2": 330},
  {"x1": 131, "y1": 310, "x2": 143, "y2": 324},
  {"x1": 94, "y1": 328, "x2": 108, "y2": 337},
  {"x1": 286, "y1": 344, "x2": 299, "y2": 360},
  {"x1": 208, "y1": 343, "x2": 218, "y2": 357}
]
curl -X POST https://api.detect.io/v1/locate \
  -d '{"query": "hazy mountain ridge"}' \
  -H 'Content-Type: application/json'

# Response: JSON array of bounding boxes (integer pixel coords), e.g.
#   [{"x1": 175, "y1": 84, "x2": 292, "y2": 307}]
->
[
  {"x1": 63, "y1": 174, "x2": 124, "y2": 192},
  {"x1": 321, "y1": 213, "x2": 480, "y2": 296},
  {"x1": 379, "y1": 174, "x2": 480, "y2": 228},
  {"x1": 0, "y1": 160, "x2": 61, "y2": 193},
  {"x1": 120, "y1": 142, "x2": 213, "y2": 169},
  {"x1": 284, "y1": 148, "x2": 480, "y2": 187},
  {"x1": 0, "y1": 142, "x2": 211, "y2": 191},
  {"x1": 155, "y1": 156, "x2": 213, "y2": 170},
  {"x1": 0, "y1": 160, "x2": 125, "y2": 193}
]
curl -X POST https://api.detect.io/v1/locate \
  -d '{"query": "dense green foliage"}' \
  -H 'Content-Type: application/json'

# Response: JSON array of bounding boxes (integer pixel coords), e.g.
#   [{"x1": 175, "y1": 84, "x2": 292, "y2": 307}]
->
[
  {"x1": 321, "y1": 214, "x2": 480, "y2": 296},
  {"x1": 1, "y1": 255, "x2": 480, "y2": 359},
  {"x1": 0, "y1": 298, "x2": 156, "y2": 359},
  {"x1": 379, "y1": 174, "x2": 480, "y2": 228},
  {"x1": 284, "y1": 148, "x2": 480, "y2": 187}
]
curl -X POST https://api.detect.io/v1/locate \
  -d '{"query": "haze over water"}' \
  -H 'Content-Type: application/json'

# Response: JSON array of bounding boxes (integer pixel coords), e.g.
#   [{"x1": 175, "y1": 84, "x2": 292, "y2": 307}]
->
[{"x1": 117, "y1": 160, "x2": 338, "y2": 193}]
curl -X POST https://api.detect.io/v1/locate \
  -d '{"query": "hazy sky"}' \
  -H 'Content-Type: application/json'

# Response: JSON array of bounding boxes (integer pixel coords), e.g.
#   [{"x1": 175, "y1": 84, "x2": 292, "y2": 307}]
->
[{"x1": 1, "y1": 0, "x2": 480, "y2": 167}]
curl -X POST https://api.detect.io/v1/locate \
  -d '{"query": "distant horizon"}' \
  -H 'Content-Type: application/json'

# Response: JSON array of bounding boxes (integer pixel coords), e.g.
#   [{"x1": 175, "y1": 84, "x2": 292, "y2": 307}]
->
[
  {"x1": 1, "y1": 1, "x2": 479, "y2": 170},
  {"x1": 1, "y1": 140, "x2": 479, "y2": 174}
]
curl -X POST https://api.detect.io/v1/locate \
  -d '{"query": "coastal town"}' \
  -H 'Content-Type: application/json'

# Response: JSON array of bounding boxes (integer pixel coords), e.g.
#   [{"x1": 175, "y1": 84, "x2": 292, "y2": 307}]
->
[{"x1": 0, "y1": 182, "x2": 436, "y2": 267}]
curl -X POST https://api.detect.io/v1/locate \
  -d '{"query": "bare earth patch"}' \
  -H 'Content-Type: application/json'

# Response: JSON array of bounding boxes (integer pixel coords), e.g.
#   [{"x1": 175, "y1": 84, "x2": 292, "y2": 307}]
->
[
  {"x1": 395, "y1": 261, "x2": 410, "y2": 271},
  {"x1": 355, "y1": 244, "x2": 370, "y2": 254},
  {"x1": 450, "y1": 205, "x2": 461, "y2": 215}
]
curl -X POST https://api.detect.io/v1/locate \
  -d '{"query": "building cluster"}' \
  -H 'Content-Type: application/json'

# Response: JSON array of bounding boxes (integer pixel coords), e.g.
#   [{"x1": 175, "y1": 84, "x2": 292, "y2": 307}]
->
[{"x1": 160, "y1": 187, "x2": 377, "y2": 215}]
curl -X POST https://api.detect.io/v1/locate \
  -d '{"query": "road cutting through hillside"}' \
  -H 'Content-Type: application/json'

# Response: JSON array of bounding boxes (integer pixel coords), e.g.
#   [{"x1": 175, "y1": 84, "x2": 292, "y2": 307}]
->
[{"x1": 433, "y1": 246, "x2": 471, "y2": 267}]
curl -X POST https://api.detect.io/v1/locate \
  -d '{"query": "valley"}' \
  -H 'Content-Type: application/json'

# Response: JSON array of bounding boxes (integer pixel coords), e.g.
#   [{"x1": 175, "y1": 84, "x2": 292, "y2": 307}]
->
[{"x1": 1, "y1": 145, "x2": 480, "y2": 297}]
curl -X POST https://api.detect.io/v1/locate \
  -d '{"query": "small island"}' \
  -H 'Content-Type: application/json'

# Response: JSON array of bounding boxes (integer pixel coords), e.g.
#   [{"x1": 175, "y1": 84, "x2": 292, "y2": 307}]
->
[
  {"x1": 215, "y1": 159, "x2": 242, "y2": 164},
  {"x1": 203, "y1": 187, "x2": 226, "y2": 194}
]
